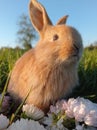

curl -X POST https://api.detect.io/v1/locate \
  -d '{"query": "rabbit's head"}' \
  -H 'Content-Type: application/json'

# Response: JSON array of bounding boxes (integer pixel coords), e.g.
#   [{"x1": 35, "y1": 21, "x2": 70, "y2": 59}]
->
[{"x1": 29, "y1": 0, "x2": 83, "y2": 66}]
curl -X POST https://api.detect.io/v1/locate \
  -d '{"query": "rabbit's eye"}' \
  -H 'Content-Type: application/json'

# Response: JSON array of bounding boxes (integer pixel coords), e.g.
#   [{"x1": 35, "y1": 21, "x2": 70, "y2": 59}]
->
[{"x1": 53, "y1": 34, "x2": 59, "y2": 41}]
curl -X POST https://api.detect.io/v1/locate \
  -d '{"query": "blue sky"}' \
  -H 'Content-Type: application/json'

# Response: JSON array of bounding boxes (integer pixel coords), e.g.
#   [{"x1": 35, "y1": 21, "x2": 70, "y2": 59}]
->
[{"x1": 0, "y1": 0, "x2": 97, "y2": 48}]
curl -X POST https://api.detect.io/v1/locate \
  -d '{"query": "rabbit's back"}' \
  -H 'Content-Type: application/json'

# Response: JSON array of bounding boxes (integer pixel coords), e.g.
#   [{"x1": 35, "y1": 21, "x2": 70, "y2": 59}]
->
[{"x1": 8, "y1": 49, "x2": 35, "y2": 100}]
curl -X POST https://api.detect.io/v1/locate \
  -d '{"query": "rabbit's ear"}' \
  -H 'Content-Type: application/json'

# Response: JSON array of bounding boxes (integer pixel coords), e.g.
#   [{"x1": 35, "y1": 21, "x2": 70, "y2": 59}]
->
[
  {"x1": 29, "y1": 0, "x2": 52, "y2": 33},
  {"x1": 56, "y1": 15, "x2": 69, "y2": 25}
]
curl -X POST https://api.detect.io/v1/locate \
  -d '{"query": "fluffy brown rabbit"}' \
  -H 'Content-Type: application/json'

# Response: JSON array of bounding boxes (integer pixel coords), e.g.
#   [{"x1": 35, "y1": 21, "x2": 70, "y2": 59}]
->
[{"x1": 7, "y1": 0, "x2": 83, "y2": 112}]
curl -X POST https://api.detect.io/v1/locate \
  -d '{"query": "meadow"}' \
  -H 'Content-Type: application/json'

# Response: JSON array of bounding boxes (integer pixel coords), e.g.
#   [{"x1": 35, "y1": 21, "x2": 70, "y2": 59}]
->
[
  {"x1": 0, "y1": 46, "x2": 97, "y2": 130},
  {"x1": 0, "y1": 46, "x2": 97, "y2": 102}
]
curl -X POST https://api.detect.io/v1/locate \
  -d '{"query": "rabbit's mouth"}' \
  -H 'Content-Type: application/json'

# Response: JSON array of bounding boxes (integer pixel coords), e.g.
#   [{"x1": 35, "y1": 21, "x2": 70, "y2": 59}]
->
[
  {"x1": 69, "y1": 50, "x2": 82, "y2": 63},
  {"x1": 64, "y1": 52, "x2": 81, "y2": 65},
  {"x1": 67, "y1": 49, "x2": 82, "y2": 64},
  {"x1": 70, "y1": 54, "x2": 79, "y2": 62},
  {"x1": 72, "y1": 54, "x2": 80, "y2": 61},
  {"x1": 71, "y1": 48, "x2": 82, "y2": 61},
  {"x1": 72, "y1": 51, "x2": 80, "y2": 59}
]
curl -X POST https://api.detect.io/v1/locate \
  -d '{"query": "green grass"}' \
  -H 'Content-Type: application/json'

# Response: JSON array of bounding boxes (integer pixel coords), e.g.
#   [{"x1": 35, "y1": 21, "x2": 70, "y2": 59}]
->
[
  {"x1": 0, "y1": 47, "x2": 25, "y2": 92},
  {"x1": 0, "y1": 47, "x2": 97, "y2": 103},
  {"x1": 71, "y1": 48, "x2": 97, "y2": 102}
]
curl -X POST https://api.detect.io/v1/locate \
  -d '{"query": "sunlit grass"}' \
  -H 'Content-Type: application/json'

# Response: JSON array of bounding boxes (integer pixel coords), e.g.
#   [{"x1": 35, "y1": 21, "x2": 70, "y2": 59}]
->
[{"x1": 0, "y1": 47, "x2": 25, "y2": 91}]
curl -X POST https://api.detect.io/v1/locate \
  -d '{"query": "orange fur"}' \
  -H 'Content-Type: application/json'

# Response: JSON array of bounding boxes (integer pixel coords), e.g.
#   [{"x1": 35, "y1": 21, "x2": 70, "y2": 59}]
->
[{"x1": 7, "y1": 0, "x2": 83, "y2": 112}]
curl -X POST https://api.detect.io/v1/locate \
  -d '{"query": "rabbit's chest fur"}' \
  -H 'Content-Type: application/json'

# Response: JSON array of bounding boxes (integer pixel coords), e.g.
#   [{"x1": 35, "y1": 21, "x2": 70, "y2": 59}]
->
[
  {"x1": 33, "y1": 61, "x2": 78, "y2": 103},
  {"x1": 8, "y1": 49, "x2": 78, "y2": 111}
]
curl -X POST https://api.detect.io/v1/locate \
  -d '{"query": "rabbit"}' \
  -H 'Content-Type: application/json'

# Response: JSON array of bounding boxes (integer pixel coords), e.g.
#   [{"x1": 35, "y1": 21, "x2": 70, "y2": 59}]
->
[{"x1": 7, "y1": 0, "x2": 83, "y2": 113}]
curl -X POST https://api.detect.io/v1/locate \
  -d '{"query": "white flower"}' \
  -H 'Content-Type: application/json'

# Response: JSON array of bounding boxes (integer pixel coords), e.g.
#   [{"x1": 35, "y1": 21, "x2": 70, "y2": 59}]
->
[
  {"x1": 56, "y1": 100, "x2": 67, "y2": 111},
  {"x1": 46, "y1": 125, "x2": 68, "y2": 130},
  {"x1": 84, "y1": 110, "x2": 97, "y2": 127},
  {"x1": 42, "y1": 113, "x2": 53, "y2": 126},
  {"x1": 65, "y1": 98, "x2": 79, "y2": 118},
  {"x1": 57, "y1": 118, "x2": 67, "y2": 130},
  {"x1": 73, "y1": 98, "x2": 97, "y2": 123},
  {"x1": 74, "y1": 122, "x2": 84, "y2": 130},
  {"x1": 75, "y1": 124, "x2": 84, "y2": 130},
  {"x1": 50, "y1": 100, "x2": 67, "y2": 115},
  {"x1": 0, "y1": 114, "x2": 9, "y2": 130},
  {"x1": 46, "y1": 125, "x2": 59, "y2": 130},
  {"x1": 22, "y1": 104, "x2": 44, "y2": 120},
  {"x1": 50, "y1": 100, "x2": 67, "y2": 114},
  {"x1": 73, "y1": 98, "x2": 88, "y2": 122},
  {"x1": 65, "y1": 97, "x2": 97, "y2": 123},
  {"x1": 7, "y1": 118, "x2": 46, "y2": 130},
  {"x1": 43, "y1": 113, "x2": 68, "y2": 130},
  {"x1": 50, "y1": 105, "x2": 58, "y2": 114}
]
